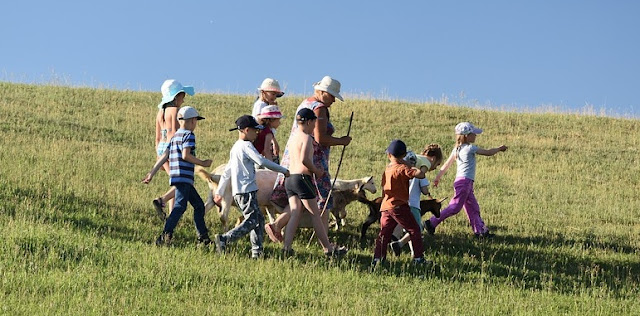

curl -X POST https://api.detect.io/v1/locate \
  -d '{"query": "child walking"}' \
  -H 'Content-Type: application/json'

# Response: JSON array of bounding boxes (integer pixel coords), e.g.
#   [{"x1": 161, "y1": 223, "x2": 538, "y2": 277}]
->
[
  {"x1": 425, "y1": 122, "x2": 508, "y2": 237},
  {"x1": 389, "y1": 145, "x2": 443, "y2": 256},
  {"x1": 252, "y1": 78, "x2": 284, "y2": 163},
  {"x1": 255, "y1": 105, "x2": 283, "y2": 163},
  {"x1": 152, "y1": 79, "x2": 195, "y2": 220},
  {"x1": 281, "y1": 108, "x2": 348, "y2": 257},
  {"x1": 143, "y1": 106, "x2": 213, "y2": 246},
  {"x1": 372, "y1": 139, "x2": 428, "y2": 267},
  {"x1": 214, "y1": 115, "x2": 290, "y2": 258}
]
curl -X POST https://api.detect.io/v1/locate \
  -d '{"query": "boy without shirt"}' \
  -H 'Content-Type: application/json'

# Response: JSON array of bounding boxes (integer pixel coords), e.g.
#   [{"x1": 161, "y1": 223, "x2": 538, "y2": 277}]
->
[{"x1": 282, "y1": 108, "x2": 347, "y2": 257}]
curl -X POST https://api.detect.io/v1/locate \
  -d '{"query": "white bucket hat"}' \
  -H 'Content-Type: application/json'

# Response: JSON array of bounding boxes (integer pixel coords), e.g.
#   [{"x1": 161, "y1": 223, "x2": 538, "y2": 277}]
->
[
  {"x1": 258, "y1": 78, "x2": 284, "y2": 97},
  {"x1": 258, "y1": 105, "x2": 284, "y2": 119},
  {"x1": 313, "y1": 76, "x2": 343, "y2": 101},
  {"x1": 455, "y1": 122, "x2": 483, "y2": 135},
  {"x1": 158, "y1": 79, "x2": 195, "y2": 108}
]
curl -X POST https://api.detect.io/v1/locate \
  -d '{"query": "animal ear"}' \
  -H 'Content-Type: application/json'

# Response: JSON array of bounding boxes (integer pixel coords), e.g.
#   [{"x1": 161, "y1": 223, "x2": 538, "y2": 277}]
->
[{"x1": 437, "y1": 197, "x2": 448, "y2": 203}]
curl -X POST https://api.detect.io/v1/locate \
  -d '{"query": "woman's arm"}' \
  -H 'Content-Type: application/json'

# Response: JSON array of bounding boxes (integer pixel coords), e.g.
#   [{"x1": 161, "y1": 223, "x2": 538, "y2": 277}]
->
[
  {"x1": 313, "y1": 107, "x2": 351, "y2": 147},
  {"x1": 155, "y1": 111, "x2": 163, "y2": 149}
]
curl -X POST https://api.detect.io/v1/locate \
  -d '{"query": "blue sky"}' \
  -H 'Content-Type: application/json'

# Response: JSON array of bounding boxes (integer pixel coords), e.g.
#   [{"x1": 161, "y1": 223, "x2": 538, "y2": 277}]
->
[{"x1": 2, "y1": 1, "x2": 639, "y2": 117}]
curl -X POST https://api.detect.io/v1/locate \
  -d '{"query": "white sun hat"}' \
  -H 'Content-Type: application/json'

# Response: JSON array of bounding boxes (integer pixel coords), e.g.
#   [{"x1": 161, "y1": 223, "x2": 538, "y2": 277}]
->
[
  {"x1": 258, "y1": 78, "x2": 284, "y2": 97},
  {"x1": 258, "y1": 105, "x2": 284, "y2": 119},
  {"x1": 455, "y1": 122, "x2": 483, "y2": 135},
  {"x1": 313, "y1": 76, "x2": 343, "y2": 101},
  {"x1": 158, "y1": 79, "x2": 195, "y2": 108}
]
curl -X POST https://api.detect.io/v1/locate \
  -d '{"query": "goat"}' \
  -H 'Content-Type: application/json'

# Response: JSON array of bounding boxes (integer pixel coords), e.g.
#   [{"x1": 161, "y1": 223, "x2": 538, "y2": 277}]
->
[
  {"x1": 358, "y1": 195, "x2": 447, "y2": 243},
  {"x1": 196, "y1": 164, "x2": 376, "y2": 230}
]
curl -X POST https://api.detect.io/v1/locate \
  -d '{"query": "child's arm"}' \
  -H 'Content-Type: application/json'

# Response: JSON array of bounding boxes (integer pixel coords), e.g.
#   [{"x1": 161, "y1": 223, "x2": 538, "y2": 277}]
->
[
  {"x1": 272, "y1": 137, "x2": 280, "y2": 157},
  {"x1": 262, "y1": 133, "x2": 274, "y2": 161},
  {"x1": 245, "y1": 142, "x2": 290, "y2": 176},
  {"x1": 142, "y1": 151, "x2": 169, "y2": 184},
  {"x1": 412, "y1": 167, "x2": 426, "y2": 179},
  {"x1": 476, "y1": 145, "x2": 508, "y2": 156},
  {"x1": 433, "y1": 150, "x2": 456, "y2": 187},
  {"x1": 214, "y1": 164, "x2": 231, "y2": 206},
  {"x1": 182, "y1": 147, "x2": 213, "y2": 168}
]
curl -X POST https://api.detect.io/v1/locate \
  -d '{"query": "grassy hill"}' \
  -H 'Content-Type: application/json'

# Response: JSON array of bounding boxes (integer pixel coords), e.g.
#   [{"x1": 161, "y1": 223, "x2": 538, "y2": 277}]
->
[{"x1": 1, "y1": 82, "x2": 639, "y2": 314}]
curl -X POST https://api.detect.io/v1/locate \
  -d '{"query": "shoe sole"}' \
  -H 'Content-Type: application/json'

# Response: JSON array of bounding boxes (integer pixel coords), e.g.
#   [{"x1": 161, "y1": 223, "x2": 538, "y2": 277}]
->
[{"x1": 153, "y1": 199, "x2": 166, "y2": 221}]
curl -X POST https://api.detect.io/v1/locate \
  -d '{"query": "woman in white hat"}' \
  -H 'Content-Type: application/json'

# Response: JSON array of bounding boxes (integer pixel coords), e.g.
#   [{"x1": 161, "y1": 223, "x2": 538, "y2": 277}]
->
[
  {"x1": 152, "y1": 79, "x2": 195, "y2": 219},
  {"x1": 265, "y1": 76, "x2": 352, "y2": 243}
]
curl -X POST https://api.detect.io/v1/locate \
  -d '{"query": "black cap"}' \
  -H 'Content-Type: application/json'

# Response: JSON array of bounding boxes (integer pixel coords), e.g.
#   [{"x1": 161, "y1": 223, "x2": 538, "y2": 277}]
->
[
  {"x1": 229, "y1": 115, "x2": 264, "y2": 131},
  {"x1": 386, "y1": 139, "x2": 407, "y2": 157},
  {"x1": 296, "y1": 108, "x2": 317, "y2": 122}
]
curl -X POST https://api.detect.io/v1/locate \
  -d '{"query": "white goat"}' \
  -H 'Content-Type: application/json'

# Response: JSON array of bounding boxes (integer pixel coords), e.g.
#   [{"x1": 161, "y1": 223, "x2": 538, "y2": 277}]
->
[{"x1": 195, "y1": 164, "x2": 376, "y2": 230}]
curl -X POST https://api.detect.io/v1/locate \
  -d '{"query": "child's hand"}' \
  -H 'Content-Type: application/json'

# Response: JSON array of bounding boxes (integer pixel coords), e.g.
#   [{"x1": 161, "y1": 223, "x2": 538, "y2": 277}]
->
[
  {"x1": 213, "y1": 194, "x2": 222, "y2": 208},
  {"x1": 499, "y1": 145, "x2": 508, "y2": 152},
  {"x1": 202, "y1": 159, "x2": 213, "y2": 167},
  {"x1": 142, "y1": 173, "x2": 153, "y2": 184},
  {"x1": 284, "y1": 170, "x2": 291, "y2": 177},
  {"x1": 433, "y1": 176, "x2": 441, "y2": 187}
]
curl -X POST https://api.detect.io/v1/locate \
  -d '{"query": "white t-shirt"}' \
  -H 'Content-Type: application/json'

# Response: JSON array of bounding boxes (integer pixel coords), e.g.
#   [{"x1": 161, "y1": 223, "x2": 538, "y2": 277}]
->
[
  {"x1": 408, "y1": 178, "x2": 430, "y2": 209},
  {"x1": 454, "y1": 143, "x2": 478, "y2": 180},
  {"x1": 217, "y1": 140, "x2": 288, "y2": 195}
]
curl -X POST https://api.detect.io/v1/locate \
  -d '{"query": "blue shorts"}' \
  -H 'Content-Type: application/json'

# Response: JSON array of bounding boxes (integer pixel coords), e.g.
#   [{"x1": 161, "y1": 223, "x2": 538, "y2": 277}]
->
[
  {"x1": 157, "y1": 142, "x2": 170, "y2": 156},
  {"x1": 410, "y1": 206, "x2": 423, "y2": 231}
]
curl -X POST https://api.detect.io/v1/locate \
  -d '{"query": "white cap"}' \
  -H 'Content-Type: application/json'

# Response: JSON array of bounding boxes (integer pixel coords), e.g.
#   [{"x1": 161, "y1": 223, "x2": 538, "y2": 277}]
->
[{"x1": 178, "y1": 106, "x2": 205, "y2": 120}]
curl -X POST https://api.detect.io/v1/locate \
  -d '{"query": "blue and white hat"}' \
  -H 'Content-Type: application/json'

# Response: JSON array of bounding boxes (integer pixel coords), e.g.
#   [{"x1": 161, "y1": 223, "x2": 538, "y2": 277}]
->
[{"x1": 158, "y1": 79, "x2": 195, "y2": 108}]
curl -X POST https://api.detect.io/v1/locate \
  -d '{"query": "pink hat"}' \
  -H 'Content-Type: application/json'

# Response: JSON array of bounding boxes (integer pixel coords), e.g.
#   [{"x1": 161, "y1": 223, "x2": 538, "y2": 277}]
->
[{"x1": 258, "y1": 105, "x2": 283, "y2": 119}]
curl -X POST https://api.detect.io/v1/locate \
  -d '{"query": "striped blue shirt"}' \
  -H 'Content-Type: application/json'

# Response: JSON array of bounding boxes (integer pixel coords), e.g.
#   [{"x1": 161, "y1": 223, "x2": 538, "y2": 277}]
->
[{"x1": 168, "y1": 128, "x2": 197, "y2": 185}]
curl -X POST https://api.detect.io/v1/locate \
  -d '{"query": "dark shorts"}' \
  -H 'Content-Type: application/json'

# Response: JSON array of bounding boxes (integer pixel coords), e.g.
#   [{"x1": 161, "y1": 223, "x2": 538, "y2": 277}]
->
[{"x1": 285, "y1": 174, "x2": 317, "y2": 200}]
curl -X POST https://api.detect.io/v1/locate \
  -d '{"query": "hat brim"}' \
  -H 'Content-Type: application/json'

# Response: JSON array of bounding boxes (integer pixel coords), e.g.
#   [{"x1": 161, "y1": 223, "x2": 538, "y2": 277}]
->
[
  {"x1": 314, "y1": 87, "x2": 343, "y2": 101},
  {"x1": 229, "y1": 124, "x2": 264, "y2": 131},
  {"x1": 157, "y1": 86, "x2": 195, "y2": 108},
  {"x1": 179, "y1": 116, "x2": 205, "y2": 120},
  {"x1": 258, "y1": 88, "x2": 285, "y2": 98}
]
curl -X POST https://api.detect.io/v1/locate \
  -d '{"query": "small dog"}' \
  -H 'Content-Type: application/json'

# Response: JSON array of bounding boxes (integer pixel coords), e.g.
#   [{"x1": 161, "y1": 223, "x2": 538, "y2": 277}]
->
[{"x1": 358, "y1": 195, "x2": 447, "y2": 243}]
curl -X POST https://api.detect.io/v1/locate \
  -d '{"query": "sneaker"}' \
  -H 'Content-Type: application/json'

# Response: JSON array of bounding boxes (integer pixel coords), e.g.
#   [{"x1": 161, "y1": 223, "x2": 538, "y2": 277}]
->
[
  {"x1": 390, "y1": 241, "x2": 402, "y2": 256},
  {"x1": 424, "y1": 220, "x2": 436, "y2": 236},
  {"x1": 197, "y1": 234, "x2": 212, "y2": 246},
  {"x1": 251, "y1": 252, "x2": 263, "y2": 260},
  {"x1": 325, "y1": 245, "x2": 348, "y2": 258},
  {"x1": 413, "y1": 257, "x2": 432, "y2": 266},
  {"x1": 153, "y1": 198, "x2": 166, "y2": 221},
  {"x1": 370, "y1": 258, "x2": 385, "y2": 272},
  {"x1": 213, "y1": 234, "x2": 226, "y2": 253},
  {"x1": 265, "y1": 223, "x2": 283, "y2": 243},
  {"x1": 475, "y1": 231, "x2": 495, "y2": 238},
  {"x1": 155, "y1": 232, "x2": 172, "y2": 246}
]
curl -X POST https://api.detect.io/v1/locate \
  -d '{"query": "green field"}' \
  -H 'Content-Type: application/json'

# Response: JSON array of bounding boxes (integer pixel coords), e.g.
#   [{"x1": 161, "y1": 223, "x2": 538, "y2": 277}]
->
[{"x1": 1, "y1": 82, "x2": 639, "y2": 315}]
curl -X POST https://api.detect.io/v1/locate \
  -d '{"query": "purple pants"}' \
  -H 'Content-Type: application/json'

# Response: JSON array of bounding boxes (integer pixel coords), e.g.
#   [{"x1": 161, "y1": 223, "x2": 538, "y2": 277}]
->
[{"x1": 428, "y1": 177, "x2": 488, "y2": 234}]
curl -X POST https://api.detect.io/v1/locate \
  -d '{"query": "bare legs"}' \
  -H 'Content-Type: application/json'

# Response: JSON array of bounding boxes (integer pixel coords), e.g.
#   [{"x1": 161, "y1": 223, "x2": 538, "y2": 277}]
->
[{"x1": 283, "y1": 196, "x2": 332, "y2": 253}]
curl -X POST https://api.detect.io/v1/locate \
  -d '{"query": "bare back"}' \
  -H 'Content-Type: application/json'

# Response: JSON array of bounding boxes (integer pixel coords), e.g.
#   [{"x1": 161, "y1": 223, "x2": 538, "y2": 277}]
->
[{"x1": 288, "y1": 129, "x2": 315, "y2": 175}]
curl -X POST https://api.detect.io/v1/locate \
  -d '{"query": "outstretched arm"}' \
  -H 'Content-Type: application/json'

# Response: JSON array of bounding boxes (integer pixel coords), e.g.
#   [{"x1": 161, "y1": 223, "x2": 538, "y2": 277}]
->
[
  {"x1": 182, "y1": 147, "x2": 212, "y2": 167},
  {"x1": 477, "y1": 145, "x2": 508, "y2": 156},
  {"x1": 142, "y1": 151, "x2": 169, "y2": 184},
  {"x1": 434, "y1": 150, "x2": 456, "y2": 187}
]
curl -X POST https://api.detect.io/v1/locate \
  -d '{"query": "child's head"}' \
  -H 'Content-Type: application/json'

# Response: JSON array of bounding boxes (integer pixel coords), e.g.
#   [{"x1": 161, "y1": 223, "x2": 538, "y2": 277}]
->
[
  {"x1": 295, "y1": 108, "x2": 317, "y2": 133},
  {"x1": 386, "y1": 139, "x2": 407, "y2": 161},
  {"x1": 455, "y1": 122, "x2": 483, "y2": 146},
  {"x1": 177, "y1": 106, "x2": 205, "y2": 131},
  {"x1": 257, "y1": 105, "x2": 283, "y2": 129},
  {"x1": 258, "y1": 78, "x2": 284, "y2": 104},
  {"x1": 421, "y1": 144, "x2": 443, "y2": 170},
  {"x1": 229, "y1": 115, "x2": 264, "y2": 142},
  {"x1": 158, "y1": 79, "x2": 195, "y2": 109}
]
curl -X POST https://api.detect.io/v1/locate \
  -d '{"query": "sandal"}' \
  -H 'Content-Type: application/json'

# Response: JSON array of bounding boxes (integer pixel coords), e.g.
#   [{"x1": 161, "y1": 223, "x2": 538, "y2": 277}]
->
[{"x1": 153, "y1": 198, "x2": 166, "y2": 221}]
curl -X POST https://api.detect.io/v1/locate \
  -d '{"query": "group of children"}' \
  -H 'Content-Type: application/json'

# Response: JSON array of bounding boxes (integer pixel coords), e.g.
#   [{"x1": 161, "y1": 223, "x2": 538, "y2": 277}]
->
[{"x1": 142, "y1": 77, "x2": 508, "y2": 266}]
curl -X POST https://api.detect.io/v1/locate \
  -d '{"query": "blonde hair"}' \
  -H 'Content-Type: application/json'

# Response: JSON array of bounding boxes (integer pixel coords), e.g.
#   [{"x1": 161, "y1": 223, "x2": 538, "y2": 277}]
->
[{"x1": 455, "y1": 134, "x2": 469, "y2": 149}]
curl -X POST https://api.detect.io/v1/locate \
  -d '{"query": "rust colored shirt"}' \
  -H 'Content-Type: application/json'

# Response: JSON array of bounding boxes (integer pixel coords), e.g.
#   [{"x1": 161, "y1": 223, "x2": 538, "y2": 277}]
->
[{"x1": 380, "y1": 163, "x2": 418, "y2": 212}]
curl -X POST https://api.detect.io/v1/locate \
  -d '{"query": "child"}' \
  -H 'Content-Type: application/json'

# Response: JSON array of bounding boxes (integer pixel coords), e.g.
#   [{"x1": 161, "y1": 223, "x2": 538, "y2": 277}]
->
[
  {"x1": 252, "y1": 78, "x2": 284, "y2": 163},
  {"x1": 389, "y1": 145, "x2": 443, "y2": 256},
  {"x1": 425, "y1": 122, "x2": 508, "y2": 237},
  {"x1": 214, "y1": 115, "x2": 290, "y2": 258},
  {"x1": 255, "y1": 105, "x2": 283, "y2": 163},
  {"x1": 372, "y1": 139, "x2": 428, "y2": 267},
  {"x1": 152, "y1": 80, "x2": 195, "y2": 220},
  {"x1": 281, "y1": 108, "x2": 348, "y2": 257},
  {"x1": 143, "y1": 106, "x2": 212, "y2": 246}
]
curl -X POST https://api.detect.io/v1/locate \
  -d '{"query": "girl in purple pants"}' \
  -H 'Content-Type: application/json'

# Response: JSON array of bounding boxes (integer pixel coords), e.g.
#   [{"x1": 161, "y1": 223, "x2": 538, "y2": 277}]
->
[{"x1": 425, "y1": 122, "x2": 508, "y2": 237}]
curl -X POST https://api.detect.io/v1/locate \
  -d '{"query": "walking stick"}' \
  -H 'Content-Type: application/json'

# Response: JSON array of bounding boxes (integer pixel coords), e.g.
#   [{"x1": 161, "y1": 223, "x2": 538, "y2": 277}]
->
[{"x1": 307, "y1": 111, "x2": 354, "y2": 247}]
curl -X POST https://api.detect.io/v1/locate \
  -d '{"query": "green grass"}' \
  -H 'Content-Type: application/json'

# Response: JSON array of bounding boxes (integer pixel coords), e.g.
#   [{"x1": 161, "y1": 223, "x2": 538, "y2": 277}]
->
[{"x1": 1, "y1": 81, "x2": 639, "y2": 315}]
